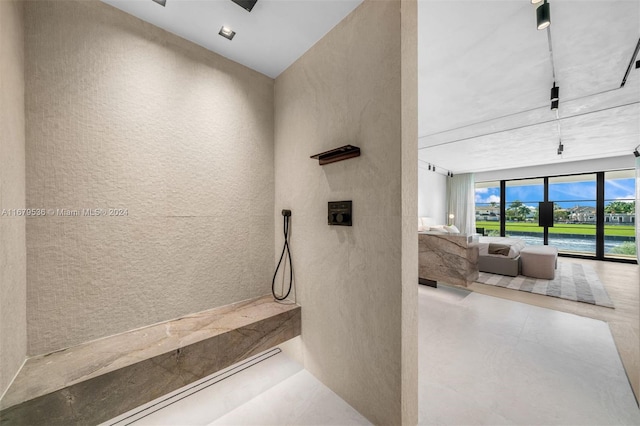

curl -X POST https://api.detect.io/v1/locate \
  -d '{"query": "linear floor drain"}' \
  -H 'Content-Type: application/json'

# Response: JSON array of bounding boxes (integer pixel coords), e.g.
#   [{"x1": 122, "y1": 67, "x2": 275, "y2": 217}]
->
[{"x1": 106, "y1": 347, "x2": 282, "y2": 426}]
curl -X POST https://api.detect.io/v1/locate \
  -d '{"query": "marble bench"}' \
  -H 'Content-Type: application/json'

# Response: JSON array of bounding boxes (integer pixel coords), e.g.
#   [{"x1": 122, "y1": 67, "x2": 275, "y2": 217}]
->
[{"x1": 0, "y1": 295, "x2": 301, "y2": 426}]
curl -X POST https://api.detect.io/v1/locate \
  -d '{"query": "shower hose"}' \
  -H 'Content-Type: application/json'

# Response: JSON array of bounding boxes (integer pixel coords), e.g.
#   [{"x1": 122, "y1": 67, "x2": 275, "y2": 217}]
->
[{"x1": 272, "y1": 209, "x2": 293, "y2": 301}]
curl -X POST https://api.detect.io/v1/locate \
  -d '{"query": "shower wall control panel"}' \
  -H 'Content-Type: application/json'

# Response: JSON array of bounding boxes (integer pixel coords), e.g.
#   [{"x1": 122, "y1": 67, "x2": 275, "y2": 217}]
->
[{"x1": 328, "y1": 201, "x2": 352, "y2": 226}]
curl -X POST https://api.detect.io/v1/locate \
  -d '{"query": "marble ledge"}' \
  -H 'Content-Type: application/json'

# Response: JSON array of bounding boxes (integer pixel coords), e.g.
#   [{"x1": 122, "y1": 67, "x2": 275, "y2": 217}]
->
[
  {"x1": 418, "y1": 231, "x2": 477, "y2": 247},
  {"x1": 419, "y1": 232, "x2": 479, "y2": 287},
  {"x1": 0, "y1": 295, "x2": 301, "y2": 426}
]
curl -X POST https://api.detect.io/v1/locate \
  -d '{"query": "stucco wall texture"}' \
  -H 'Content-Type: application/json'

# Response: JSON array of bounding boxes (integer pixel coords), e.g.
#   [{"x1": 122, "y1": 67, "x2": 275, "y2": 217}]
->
[
  {"x1": 24, "y1": 0, "x2": 275, "y2": 355},
  {"x1": 274, "y1": 0, "x2": 418, "y2": 423},
  {"x1": 400, "y1": 0, "x2": 419, "y2": 423},
  {"x1": 0, "y1": 0, "x2": 27, "y2": 398}
]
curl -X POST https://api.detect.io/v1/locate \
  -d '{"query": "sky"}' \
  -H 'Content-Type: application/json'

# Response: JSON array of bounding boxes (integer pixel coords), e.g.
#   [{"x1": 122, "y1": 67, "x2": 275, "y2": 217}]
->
[{"x1": 475, "y1": 177, "x2": 636, "y2": 208}]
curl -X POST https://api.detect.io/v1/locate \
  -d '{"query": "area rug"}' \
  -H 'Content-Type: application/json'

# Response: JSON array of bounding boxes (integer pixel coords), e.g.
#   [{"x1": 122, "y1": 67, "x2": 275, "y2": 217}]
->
[{"x1": 476, "y1": 262, "x2": 614, "y2": 308}]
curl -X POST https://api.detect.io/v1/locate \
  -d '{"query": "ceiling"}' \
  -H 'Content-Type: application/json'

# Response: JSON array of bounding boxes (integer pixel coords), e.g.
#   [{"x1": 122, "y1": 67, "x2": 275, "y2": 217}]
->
[
  {"x1": 101, "y1": 0, "x2": 639, "y2": 174},
  {"x1": 418, "y1": 0, "x2": 640, "y2": 174},
  {"x1": 101, "y1": 0, "x2": 363, "y2": 79}
]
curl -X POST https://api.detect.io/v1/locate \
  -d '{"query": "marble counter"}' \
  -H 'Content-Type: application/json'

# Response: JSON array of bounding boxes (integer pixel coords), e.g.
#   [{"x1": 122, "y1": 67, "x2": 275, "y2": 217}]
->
[
  {"x1": 418, "y1": 232, "x2": 479, "y2": 287},
  {"x1": 0, "y1": 295, "x2": 301, "y2": 425}
]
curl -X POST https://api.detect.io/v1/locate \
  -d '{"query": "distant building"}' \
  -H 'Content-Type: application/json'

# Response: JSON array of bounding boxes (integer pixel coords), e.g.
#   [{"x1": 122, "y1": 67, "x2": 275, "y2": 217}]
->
[
  {"x1": 477, "y1": 204, "x2": 635, "y2": 224},
  {"x1": 605, "y1": 214, "x2": 635, "y2": 224},
  {"x1": 569, "y1": 206, "x2": 596, "y2": 223},
  {"x1": 569, "y1": 206, "x2": 635, "y2": 224},
  {"x1": 476, "y1": 205, "x2": 500, "y2": 221}
]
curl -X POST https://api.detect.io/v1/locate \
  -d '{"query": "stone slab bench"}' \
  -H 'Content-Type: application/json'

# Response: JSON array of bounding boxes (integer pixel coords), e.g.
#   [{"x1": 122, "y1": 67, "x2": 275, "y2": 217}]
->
[{"x1": 0, "y1": 295, "x2": 300, "y2": 425}]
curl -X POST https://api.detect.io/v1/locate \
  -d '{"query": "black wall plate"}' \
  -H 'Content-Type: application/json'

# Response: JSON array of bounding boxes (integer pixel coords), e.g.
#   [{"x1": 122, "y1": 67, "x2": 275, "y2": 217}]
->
[{"x1": 328, "y1": 201, "x2": 352, "y2": 226}]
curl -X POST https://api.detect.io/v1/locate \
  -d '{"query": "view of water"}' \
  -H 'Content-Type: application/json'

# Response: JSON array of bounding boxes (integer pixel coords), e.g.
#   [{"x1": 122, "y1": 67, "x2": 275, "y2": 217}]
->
[{"x1": 508, "y1": 234, "x2": 634, "y2": 255}]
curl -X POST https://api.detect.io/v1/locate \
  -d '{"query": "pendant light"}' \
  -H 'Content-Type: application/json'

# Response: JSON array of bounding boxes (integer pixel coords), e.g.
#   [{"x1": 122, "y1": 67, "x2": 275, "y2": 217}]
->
[{"x1": 536, "y1": 0, "x2": 550, "y2": 30}]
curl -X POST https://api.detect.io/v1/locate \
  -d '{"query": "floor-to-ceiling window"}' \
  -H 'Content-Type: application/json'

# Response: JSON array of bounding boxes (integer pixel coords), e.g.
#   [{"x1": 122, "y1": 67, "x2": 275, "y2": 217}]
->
[
  {"x1": 474, "y1": 180, "x2": 501, "y2": 236},
  {"x1": 604, "y1": 170, "x2": 636, "y2": 260},
  {"x1": 548, "y1": 174, "x2": 597, "y2": 257},
  {"x1": 475, "y1": 169, "x2": 637, "y2": 263},
  {"x1": 504, "y1": 178, "x2": 544, "y2": 245}
]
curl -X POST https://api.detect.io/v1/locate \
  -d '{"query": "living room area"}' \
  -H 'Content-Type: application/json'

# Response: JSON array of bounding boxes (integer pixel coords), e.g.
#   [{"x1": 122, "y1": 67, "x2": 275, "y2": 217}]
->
[
  {"x1": 418, "y1": 159, "x2": 639, "y2": 410},
  {"x1": 417, "y1": 0, "x2": 639, "y2": 418}
]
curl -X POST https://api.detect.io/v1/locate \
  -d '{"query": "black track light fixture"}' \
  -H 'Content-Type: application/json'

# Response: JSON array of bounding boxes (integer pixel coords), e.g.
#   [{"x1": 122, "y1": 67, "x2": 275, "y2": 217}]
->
[
  {"x1": 557, "y1": 140, "x2": 564, "y2": 155},
  {"x1": 634, "y1": 145, "x2": 640, "y2": 157},
  {"x1": 550, "y1": 82, "x2": 559, "y2": 101},
  {"x1": 550, "y1": 82, "x2": 559, "y2": 110},
  {"x1": 536, "y1": 0, "x2": 550, "y2": 30}
]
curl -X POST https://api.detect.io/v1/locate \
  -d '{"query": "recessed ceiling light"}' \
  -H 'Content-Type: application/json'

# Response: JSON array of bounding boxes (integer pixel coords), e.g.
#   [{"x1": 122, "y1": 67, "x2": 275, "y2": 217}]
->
[
  {"x1": 531, "y1": 0, "x2": 542, "y2": 3},
  {"x1": 152, "y1": 0, "x2": 166, "y2": 7},
  {"x1": 219, "y1": 26, "x2": 236, "y2": 41}
]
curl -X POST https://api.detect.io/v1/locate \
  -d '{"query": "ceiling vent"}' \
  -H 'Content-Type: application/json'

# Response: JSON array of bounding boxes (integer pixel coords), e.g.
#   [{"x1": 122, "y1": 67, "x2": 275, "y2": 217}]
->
[{"x1": 231, "y1": 0, "x2": 258, "y2": 12}]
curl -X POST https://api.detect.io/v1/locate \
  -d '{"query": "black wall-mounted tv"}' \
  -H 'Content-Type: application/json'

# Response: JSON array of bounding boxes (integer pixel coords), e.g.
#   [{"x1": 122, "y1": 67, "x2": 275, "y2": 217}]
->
[{"x1": 538, "y1": 201, "x2": 554, "y2": 227}]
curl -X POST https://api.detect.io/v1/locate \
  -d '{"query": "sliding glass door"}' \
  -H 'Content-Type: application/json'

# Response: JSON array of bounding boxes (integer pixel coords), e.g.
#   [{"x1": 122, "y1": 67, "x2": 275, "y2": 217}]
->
[
  {"x1": 604, "y1": 170, "x2": 636, "y2": 260},
  {"x1": 548, "y1": 174, "x2": 597, "y2": 257},
  {"x1": 504, "y1": 179, "x2": 544, "y2": 245}
]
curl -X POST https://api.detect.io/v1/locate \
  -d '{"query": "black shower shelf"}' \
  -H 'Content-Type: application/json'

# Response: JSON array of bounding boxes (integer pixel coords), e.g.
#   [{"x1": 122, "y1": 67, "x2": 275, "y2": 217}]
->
[{"x1": 310, "y1": 145, "x2": 360, "y2": 165}]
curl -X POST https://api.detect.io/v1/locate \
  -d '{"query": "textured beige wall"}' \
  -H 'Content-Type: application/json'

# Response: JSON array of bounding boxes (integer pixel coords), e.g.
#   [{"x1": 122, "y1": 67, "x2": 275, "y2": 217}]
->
[
  {"x1": 24, "y1": 0, "x2": 275, "y2": 355},
  {"x1": 400, "y1": 0, "x2": 418, "y2": 422},
  {"x1": 0, "y1": 0, "x2": 27, "y2": 397},
  {"x1": 274, "y1": 0, "x2": 418, "y2": 423}
]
